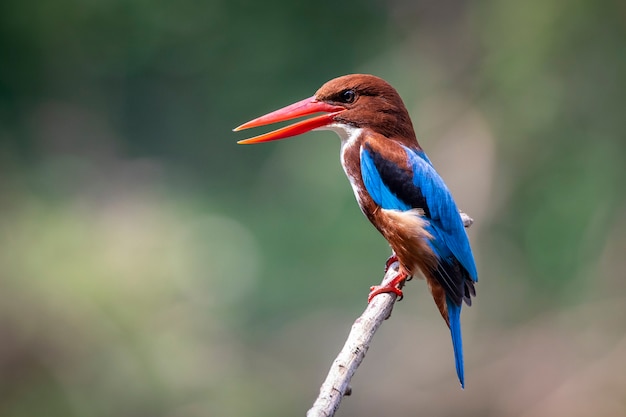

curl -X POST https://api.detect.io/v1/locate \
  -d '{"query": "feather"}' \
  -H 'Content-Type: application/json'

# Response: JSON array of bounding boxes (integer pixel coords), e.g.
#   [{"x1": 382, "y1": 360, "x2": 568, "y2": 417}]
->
[
  {"x1": 402, "y1": 144, "x2": 478, "y2": 282},
  {"x1": 360, "y1": 139, "x2": 477, "y2": 302},
  {"x1": 446, "y1": 296, "x2": 465, "y2": 388}
]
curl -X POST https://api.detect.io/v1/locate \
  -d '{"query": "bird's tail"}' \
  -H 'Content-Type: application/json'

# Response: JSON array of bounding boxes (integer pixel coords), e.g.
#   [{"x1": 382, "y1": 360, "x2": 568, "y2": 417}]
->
[{"x1": 446, "y1": 296, "x2": 465, "y2": 388}]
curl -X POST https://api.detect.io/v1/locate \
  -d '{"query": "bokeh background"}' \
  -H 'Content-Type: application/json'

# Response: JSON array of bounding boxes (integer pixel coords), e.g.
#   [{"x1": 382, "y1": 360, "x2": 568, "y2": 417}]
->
[{"x1": 1, "y1": 0, "x2": 625, "y2": 416}]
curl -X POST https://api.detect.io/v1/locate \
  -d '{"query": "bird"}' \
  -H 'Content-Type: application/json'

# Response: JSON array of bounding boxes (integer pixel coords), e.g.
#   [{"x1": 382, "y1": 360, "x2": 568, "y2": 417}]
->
[{"x1": 234, "y1": 74, "x2": 478, "y2": 388}]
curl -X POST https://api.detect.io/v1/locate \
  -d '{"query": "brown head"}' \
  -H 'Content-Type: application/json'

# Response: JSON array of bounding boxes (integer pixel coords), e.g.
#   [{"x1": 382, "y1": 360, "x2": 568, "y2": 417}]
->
[
  {"x1": 314, "y1": 74, "x2": 417, "y2": 142},
  {"x1": 234, "y1": 74, "x2": 418, "y2": 147}
]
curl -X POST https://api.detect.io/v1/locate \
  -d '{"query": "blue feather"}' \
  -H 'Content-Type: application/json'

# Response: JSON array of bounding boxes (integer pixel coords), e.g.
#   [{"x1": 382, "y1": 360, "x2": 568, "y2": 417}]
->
[
  {"x1": 402, "y1": 145, "x2": 478, "y2": 282},
  {"x1": 361, "y1": 143, "x2": 477, "y2": 282},
  {"x1": 446, "y1": 296, "x2": 465, "y2": 388},
  {"x1": 361, "y1": 147, "x2": 410, "y2": 210}
]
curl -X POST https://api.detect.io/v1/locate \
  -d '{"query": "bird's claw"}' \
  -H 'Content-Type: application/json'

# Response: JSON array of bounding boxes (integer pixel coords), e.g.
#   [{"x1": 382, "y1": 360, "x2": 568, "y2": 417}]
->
[
  {"x1": 369, "y1": 265, "x2": 408, "y2": 303},
  {"x1": 368, "y1": 284, "x2": 404, "y2": 302}
]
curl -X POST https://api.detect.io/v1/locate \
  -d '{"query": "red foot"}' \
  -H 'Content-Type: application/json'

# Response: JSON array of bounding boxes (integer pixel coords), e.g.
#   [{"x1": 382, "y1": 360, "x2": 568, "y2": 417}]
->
[{"x1": 368, "y1": 271, "x2": 408, "y2": 303}]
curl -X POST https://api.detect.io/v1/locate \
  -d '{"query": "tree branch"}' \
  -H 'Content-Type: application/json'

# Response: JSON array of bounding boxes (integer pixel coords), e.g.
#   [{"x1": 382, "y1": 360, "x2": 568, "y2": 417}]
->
[{"x1": 306, "y1": 211, "x2": 474, "y2": 417}]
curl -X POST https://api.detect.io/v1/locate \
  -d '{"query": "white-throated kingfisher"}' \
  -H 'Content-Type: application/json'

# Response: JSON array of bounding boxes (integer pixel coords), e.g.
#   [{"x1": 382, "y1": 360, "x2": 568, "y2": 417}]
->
[{"x1": 234, "y1": 74, "x2": 478, "y2": 388}]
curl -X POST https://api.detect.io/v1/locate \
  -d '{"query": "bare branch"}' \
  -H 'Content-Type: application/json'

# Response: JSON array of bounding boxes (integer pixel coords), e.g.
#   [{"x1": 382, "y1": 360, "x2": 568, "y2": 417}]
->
[
  {"x1": 306, "y1": 263, "x2": 402, "y2": 417},
  {"x1": 460, "y1": 211, "x2": 474, "y2": 228}
]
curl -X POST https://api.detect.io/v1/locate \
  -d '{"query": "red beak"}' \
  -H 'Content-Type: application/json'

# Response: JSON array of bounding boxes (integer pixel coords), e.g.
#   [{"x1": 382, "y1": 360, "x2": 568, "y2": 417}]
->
[{"x1": 233, "y1": 96, "x2": 345, "y2": 144}]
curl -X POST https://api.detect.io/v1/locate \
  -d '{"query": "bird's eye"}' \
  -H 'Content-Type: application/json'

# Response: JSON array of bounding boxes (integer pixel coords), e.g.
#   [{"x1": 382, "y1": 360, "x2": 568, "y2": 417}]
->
[{"x1": 339, "y1": 89, "x2": 356, "y2": 104}]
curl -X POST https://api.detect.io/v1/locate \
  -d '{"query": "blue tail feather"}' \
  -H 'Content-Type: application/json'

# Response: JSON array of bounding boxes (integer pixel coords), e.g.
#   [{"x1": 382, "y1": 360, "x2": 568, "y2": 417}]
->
[{"x1": 446, "y1": 297, "x2": 465, "y2": 388}]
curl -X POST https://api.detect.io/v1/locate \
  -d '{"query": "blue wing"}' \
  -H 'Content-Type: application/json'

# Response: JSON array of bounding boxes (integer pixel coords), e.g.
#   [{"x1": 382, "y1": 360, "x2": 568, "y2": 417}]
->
[
  {"x1": 360, "y1": 146, "x2": 411, "y2": 212},
  {"x1": 404, "y1": 147, "x2": 478, "y2": 283},
  {"x1": 361, "y1": 141, "x2": 478, "y2": 290}
]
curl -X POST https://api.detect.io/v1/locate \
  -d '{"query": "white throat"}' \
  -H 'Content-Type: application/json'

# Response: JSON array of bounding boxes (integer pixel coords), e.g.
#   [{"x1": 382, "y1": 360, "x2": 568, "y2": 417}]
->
[
  {"x1": 321, "y1": 123, "x2": 363, "y2": 166},
  {"x1": 323, "y1": 123, "x2": 363, "y2": 146},
  {"x1": 314, "y1": 123, "x2": 365, "y2": 207}
]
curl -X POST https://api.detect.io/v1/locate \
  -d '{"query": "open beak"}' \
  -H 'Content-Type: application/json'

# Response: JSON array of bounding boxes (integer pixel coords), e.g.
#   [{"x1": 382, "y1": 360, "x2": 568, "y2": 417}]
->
[{"x1": 233, "y1": 96, "x2": 345, "y2": 144}]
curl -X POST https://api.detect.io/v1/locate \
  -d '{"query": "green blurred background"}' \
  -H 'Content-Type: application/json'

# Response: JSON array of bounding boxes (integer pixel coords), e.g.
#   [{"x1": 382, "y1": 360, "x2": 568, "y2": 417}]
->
[{"x1": 1, "y1": 0, "x2": 625, "y2": 416}]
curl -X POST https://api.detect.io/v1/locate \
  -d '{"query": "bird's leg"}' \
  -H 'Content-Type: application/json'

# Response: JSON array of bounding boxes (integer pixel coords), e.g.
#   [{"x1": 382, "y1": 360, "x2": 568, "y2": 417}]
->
[
  {"x1": 385, "y1": 253, "x2": 412, "y2": 282},
  {"x1": 368, "y1": 270, "x2": 409, "y2": 303}
]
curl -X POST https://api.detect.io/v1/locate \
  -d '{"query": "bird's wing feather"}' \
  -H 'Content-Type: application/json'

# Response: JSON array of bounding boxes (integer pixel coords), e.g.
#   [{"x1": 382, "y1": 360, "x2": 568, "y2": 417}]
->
[
  {"x1": 402, "y1": 145, "x2": 478, "y2": 283},
  {"x1": 360, "y1": 137, "x2": 478, "y2": 299},
  {"x1": 360, "y1": 142, "x2": 411, "y2": 212}
]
